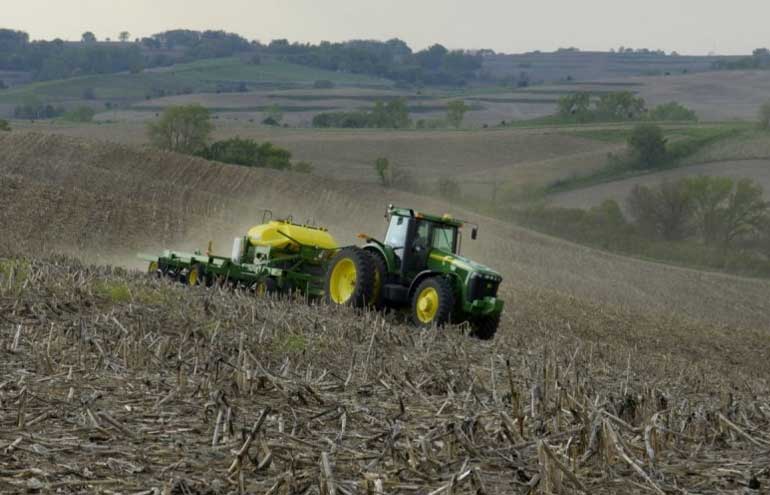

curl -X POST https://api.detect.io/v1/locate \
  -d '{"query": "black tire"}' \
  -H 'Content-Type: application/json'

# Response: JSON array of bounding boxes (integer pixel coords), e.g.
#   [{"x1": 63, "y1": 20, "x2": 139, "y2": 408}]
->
[
  {"x1": 325, "y1": 247, "x2": 375, "y2": 308},
  {"x1": 411, "y1": 277, "x2": 455, "y2": 328},
  {"x1": 470, "y1": 313, "x2": 500, "y2": 340},
  {"x1": 254, "y1": 277, "x2": 278, "y2": 297},
  {"x1": 365, "y1": 249, "x2": 388, "y2": 309}
]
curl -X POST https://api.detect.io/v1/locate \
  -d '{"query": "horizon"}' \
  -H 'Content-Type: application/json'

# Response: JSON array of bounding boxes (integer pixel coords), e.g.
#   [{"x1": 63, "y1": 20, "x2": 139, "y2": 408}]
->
[{"x1": 3, "y1": 0, "x2": 768, "y2": 56}]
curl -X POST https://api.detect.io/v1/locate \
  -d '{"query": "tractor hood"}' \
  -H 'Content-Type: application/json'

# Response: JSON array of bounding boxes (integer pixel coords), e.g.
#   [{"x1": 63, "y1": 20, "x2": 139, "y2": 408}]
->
[{"x1": 428, "y1": 249, "x2": 502, "y2": 281}]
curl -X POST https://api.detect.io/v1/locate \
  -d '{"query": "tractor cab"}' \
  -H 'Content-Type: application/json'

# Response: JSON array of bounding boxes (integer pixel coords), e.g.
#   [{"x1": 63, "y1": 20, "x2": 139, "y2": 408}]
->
[{"x1": 382, "y1": 206, "x2": 472, "y2": 277}]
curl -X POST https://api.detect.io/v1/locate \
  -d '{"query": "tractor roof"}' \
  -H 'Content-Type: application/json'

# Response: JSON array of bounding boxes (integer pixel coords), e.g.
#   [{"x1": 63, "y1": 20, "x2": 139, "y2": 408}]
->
[{"x1": 389, "y1": 206, "x2": 464, "y2": 227}]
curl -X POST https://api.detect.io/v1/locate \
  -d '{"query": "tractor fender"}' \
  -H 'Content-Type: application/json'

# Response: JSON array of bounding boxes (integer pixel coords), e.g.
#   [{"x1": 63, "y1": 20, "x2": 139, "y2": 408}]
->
[
  {"x1": 363, "y1": 243, "x2": 396, "y2": 273},
  {"x1": 408, "y1": 270, "x2": 460, "y2": 299}
]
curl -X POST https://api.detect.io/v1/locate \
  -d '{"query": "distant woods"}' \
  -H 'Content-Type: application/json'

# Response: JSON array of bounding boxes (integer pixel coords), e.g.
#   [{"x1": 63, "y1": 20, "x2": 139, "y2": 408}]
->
[
  {"x1": 146, "y1": 105, "x2": 311, "y2": 173},
  {"x1": 0, "y1": 28, "x2": 481, "y2": 86},
  {"x1": 515, "y1": 176, "x2": 770, "y2": 277}
]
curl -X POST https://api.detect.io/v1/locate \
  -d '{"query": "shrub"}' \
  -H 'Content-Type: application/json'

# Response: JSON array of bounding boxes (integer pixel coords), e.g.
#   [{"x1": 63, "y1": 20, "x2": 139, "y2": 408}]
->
[
  {"x1": 313, "y1": 99, "x2": 410, "y2": 129},
  {"x1": 292, "y1": 161, "x2": 314, "y2": 174},
  {"x1": 649, "y1": 102, "x2": 697, "y2": 121},
  {"x1": 313, "y1": 80, "x2": 334, "y2": 89},
  {"x1": 62, "y1": 106, "x2": 96, "y2": 122},
  {"x1": 627, "y1": 124, "x2": 667, "y2": 169},
  {"x1": 0, "y1": 119, "x2": 10, "y2": 132},
  {"x1": 197, "y1": 137, "x2": 293, "y2": 170}
]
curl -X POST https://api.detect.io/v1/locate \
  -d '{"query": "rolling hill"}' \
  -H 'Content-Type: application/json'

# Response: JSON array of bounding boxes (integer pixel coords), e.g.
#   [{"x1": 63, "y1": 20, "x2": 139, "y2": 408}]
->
[
  {"x1": 1, "y1": 131, "x2": 768, "y2": 330},
  {"x1": 2, "y1": 130, "x2": 770, "y2": 493}
]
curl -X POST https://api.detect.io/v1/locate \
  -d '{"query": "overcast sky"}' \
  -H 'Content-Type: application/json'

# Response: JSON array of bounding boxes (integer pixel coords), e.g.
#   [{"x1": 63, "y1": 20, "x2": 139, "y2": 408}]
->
[{"x1": 3, "y1": 0, "x2": 766, "y2": 55}]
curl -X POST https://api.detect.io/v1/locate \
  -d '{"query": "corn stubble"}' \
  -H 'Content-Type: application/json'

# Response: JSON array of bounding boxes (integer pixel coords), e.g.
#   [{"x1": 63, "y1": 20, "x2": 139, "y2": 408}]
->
[{"x1": 0, "y1": 257, "x2": 768, "y2": 494}]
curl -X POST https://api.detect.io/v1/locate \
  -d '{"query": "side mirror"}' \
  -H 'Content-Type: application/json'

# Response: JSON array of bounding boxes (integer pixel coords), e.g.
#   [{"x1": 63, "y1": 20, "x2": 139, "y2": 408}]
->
[{"x1": 471, "y1": 227, "x2": 478, "y2": 240}]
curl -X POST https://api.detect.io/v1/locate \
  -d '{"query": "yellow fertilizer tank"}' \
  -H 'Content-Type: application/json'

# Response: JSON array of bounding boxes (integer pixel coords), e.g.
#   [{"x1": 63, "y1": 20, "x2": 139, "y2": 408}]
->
[{"x1": 247, "y1": 221, "x2": 338, "y2": 250}]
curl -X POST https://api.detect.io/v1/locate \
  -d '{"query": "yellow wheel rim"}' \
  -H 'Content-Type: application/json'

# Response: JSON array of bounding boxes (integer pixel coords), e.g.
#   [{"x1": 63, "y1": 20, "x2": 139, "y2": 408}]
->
[
  {"x1": 416, "y1": 287, "x2": 440, "y2": 324},
  {"x1": 372, "y1": 268, "x2": 381, "y2": 305},
  {"x1": 188, "y1": 268, "x2": 198, "y2": 286},
  {"x1": 148, "y1": 261, "x2": 158, "y2": 274},
  {"x1": 256, "y1": 282, "x2": 267, "y2": 297},
  {"x1": 329, "y1": 259, "x2": 357, "y2": 304}
]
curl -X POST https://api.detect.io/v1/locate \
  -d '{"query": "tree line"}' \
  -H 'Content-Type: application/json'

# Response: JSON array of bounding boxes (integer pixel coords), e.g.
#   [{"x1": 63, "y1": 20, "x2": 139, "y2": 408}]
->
[
  {"x1": 557, "y1": 91, "x2": 698, "y2": 124},
  {"x1": 313, "y1": 99, "x2": 471, "y2": 129},
  {"x1": 266, "y1": 39, "x2": 482, "y2": 86},
  {"x1": 0, "y1": 28, "x2": 481, "y2": 87}
]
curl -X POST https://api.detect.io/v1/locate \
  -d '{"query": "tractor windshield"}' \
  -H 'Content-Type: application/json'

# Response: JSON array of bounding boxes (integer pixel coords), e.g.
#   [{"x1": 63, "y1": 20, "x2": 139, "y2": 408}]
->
[
  {"x1": 431, "y1": 224, "x2": 457, "y2": 253},
  {"x1": 385, "y1": 215, "x2": 409, "y2": 260}
]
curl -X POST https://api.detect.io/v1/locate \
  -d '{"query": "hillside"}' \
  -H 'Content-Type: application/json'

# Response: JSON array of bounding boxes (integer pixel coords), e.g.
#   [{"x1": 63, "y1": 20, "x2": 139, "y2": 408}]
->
[
  {"x1": 1, "y1": 132, "x2": 768, "y2": 330},
  {"x1": 550, "y1": 158, "x2": 770, "y2": 210},
  {"x1": 0, "y1": 56, "x2": 390, "y2": 115},
  {"x1": 1, "y1": 132, "x2": 770, "y2": 493}
]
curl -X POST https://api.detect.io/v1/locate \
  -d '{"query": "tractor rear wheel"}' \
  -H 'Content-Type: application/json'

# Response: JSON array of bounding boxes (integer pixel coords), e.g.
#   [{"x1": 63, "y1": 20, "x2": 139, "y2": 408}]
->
[
  {"x1": 365, "y1": 250, "x2": 387, "y2": 309},
  {"x1": 325, "y1": 247, "x2": 375, "y2": 308},
  {"x1": 255, "y1": 278, "x2": 278, "y2": 297},
  {"x1": 186, "y1": 264, "x2": 206, "y2": 287},
  {"x1": 470, "y1": 313, "x2": 500, "y2": 340},
  {"x1": 411, "y1": 277, "x2": 454, "y2": 328},
  {"x1": 148, "y1": 261, "x2": 161, "y2": 278}
]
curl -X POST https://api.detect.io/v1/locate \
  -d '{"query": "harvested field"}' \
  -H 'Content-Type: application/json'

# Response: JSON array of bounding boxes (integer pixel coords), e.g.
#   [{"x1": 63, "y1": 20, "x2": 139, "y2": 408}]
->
[
  {"x1": 5, "y1": 122, "x2": 619, "y2": 196},
  {"x1": 632, "y1": 70, "x2": 770, "y2": 122},
  {"x1": 1, "y1": 132, "x2": 769, "y2": 333},
  {"x1": 1, "y1": 258, "x2": 769, "y2": 493},
  {"x1": 549, "y1": 159, "x2": 770, "y2": 210}
]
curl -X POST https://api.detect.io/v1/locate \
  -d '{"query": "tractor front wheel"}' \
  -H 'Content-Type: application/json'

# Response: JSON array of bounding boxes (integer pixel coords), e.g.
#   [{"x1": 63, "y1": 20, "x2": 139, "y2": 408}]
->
[
  {"x1": 411, "y1": 277, "x2": 454, "y2": 328},
  {"x1": 325, "y1": 247, "x2": 375, "y2": 308},
  {"x1": 470, "y1": 313, "x2": 500, "y2": 340}
]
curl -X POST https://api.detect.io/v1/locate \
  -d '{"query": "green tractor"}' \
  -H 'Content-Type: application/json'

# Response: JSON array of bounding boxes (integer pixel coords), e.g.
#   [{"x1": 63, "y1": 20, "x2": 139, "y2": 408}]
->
[{"x1": 325, "y1": 205, "x2": 503, "y2": 339}]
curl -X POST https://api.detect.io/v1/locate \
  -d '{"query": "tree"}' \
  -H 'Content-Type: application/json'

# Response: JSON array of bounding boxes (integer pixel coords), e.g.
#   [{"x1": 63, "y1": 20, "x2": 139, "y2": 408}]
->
[
  {"x1": 265, "y1": 105, "x2": 283, "y2": 125},
  {"x1": 759, "y1": 101, "x2": 770, "y2": 129},
  {"x1": 446, "y1": 100, "x2": 470, "y2": 128},
  {"x1": 649, "y1": 102, "x2": 697, "y2": 122},
  {"x1": 147, "y1": 105, "x2": 213, "y2": 154},
  {"x1": 595, "y1": 91, "x2": 646, "y2": 120},
  {"x1": 374, "y1": 158, "x2": 390, "y2": 186},
  {"x1": 685, "y1": 176, "x2": 734, "y2": 244},
  {"x1": 81, "y1": 32, "x2": 97, "y2": 43},
  {"x1": 627, "y1": 124, "x2": 667, "y2": 169},
  {"x1": 721, "y1": 178, "x2": 769, "y2": 246},
  {"x1": 558, "y1": 93, "x2": 591, "y2": 122},
  {"x1": 0, "y1": 119, "x2": 10, "y2": 132},
  {"x1": 119, "y1": 31, "x2": 131, "y2": 43},
  {"x1": 62, "y1": 106, "x2": 96, "y2": 122},
  {"x1": 627, "y1": 180, "x2": 693, "y2": 240},
  {"x1": 370, "y1": 99, "x2": 410, "y2": 129}
]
